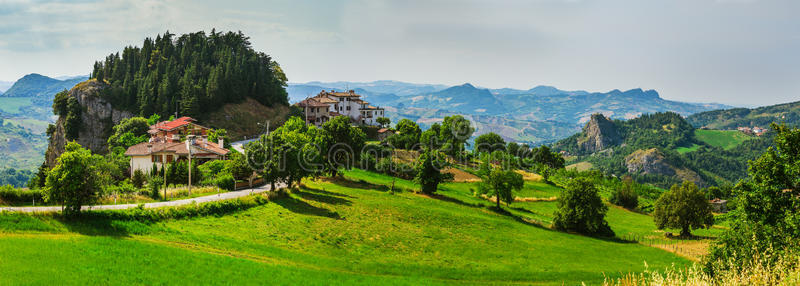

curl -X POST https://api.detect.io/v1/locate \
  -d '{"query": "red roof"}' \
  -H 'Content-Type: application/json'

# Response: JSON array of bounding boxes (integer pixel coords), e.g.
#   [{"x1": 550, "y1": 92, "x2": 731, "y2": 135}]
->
[
  {"x1": 152, "y1": 117, "x2": 197, "y2": 131},
  {"x1": 125, "y1": 137, "x2": 229, "y2": 157}
]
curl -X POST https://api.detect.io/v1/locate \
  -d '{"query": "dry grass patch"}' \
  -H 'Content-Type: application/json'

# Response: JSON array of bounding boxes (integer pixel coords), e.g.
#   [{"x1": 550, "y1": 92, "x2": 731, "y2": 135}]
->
[
  {"x1": 515, "y1": 170, "x2": 543, "y2": 181},
  {"x1": 443, "y1": 168, "x2": 481, "y2": 182}
]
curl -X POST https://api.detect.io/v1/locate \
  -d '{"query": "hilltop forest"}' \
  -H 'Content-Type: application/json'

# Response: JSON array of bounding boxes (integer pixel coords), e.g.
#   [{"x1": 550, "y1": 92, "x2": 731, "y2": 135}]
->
[{"x1": 90, "y1": 30, "x2": 289, "y2": 119}]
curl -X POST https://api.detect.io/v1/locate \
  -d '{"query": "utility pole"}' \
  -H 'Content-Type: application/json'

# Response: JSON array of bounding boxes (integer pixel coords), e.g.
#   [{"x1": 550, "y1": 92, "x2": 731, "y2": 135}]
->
[{"x1": 187, "y1": 135, "x2": 195, "y2": 196}]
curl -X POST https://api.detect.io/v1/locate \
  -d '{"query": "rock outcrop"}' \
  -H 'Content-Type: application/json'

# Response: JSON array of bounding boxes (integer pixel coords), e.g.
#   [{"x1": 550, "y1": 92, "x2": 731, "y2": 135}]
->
[
  {"x1": 45, "y1": 80, "x2": 134, "y2": 167},
  {"x1": 625, "y1": 148, "x2": 675, "y2": 176},
  {"x1": 625, "y1": 148, "x2": 706, "y2": 187},
  {"x1": 577, "y1": 114, "x2": 621, "y2": 152}
]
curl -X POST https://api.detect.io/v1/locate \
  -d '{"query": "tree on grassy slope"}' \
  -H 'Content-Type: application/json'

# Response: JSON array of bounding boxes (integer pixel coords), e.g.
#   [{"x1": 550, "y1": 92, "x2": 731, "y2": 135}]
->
[
  {"x1": 553, "y1": 178, "x2": 614, "y2": 237},
  {"x1": 479, "y1": 169, "x2": 524, "y2": 208},
  {"x1": 653, "y1": 181, "x2": 714, "y2": 237},
  {"x1": 414, "y1": 150, "x2": 452, "y2": 194}
]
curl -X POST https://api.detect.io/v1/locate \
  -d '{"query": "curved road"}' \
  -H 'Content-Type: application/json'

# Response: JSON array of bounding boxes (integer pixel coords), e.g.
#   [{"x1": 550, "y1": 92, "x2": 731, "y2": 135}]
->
[{"x1": 0, "y1": 183, "x2": 282, "y2": 213}]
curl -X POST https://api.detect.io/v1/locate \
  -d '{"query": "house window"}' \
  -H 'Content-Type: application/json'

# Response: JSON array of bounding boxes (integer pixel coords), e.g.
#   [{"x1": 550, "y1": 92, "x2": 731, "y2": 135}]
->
[
  {"x1": 346, "y1": 106, "x2": 351, "y2": 111},
  {"x1": 151, "y1": 155, "x2": 162, "y2": 163},
  {"x1": 166, "y1": 155, "x2": 174, "y2": 163}
]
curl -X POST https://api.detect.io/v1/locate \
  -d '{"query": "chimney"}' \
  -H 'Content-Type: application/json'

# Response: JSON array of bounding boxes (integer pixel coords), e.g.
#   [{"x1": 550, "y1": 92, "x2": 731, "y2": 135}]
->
[
  {"x1": 218, "y1": 138, "x2": 224, "y2": 147},
  {"x1": 147, "y1": 144, "x2": 152, "y2": 154}
]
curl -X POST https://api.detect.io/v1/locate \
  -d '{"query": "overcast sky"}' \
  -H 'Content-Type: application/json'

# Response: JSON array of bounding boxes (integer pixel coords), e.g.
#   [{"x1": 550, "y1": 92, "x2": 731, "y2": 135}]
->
[{"x1": 1, "y1": 0, "x2": 798, "y2": 106}]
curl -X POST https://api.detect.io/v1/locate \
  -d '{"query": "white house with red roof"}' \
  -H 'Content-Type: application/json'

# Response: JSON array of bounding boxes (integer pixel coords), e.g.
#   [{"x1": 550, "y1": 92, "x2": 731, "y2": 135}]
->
[
  {"x1": 125, "y1": 117, "x2": 230, "y2": 176},
  {"x1": 295, "y1": 90, "x2": 385, "y2": 126}
]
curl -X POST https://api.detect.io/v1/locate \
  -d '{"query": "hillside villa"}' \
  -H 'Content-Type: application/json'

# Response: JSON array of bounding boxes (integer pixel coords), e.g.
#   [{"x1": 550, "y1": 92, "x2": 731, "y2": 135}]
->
[
  {"x1": 295, "y1": 90, "x2": 385, "y2": 126},
  {"x1": 737, "y1": 126, "x2": 767, "y2": 136},
  {"x1": 125, "y1": 117, "x2": 230, "y2": 176}
]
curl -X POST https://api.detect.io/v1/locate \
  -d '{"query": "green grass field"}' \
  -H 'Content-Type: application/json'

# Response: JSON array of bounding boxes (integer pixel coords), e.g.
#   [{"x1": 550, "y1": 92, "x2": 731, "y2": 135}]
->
[
  {"x1": 695, "y1": 129, "x2": 754, "y2": 150},
  {"x1": 0, "y1": 169, "x2": 708, "y2": 285},
  {"x1": 0, "y1": 97, "x2": 33, "y2": 114},
  {"x1": 675, "y1": 143, "x2": 702, "y2": 154}
]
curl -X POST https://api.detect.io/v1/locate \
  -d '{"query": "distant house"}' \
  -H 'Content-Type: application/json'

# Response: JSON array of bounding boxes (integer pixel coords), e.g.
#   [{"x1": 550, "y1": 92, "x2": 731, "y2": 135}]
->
[
  {"x1": 709, "y1": 198, "x2": 728, "y2": 213},
  {"x1": 125, "y1": 117, "x2": 229, "y2": 176},
  {"x1": 377, "y1": 128, "x2": 394, "y2": 141},
  {"x1": 295, "y1": 90, "x2": 385, "y2": 126}
]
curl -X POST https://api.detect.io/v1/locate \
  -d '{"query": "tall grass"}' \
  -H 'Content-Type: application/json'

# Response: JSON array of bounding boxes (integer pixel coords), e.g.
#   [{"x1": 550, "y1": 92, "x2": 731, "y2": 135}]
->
[{"x1": 605, "y1": 252, "x2": 800, "y2": 286}]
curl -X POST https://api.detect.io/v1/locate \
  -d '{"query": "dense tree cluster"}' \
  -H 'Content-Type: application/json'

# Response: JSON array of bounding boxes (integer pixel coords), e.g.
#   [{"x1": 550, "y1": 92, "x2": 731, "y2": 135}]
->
[
  {"x1": 706, "y1": 124, "x2": 800, "y2": 271},
  {"x1": 90, "y1": 30, "x2": 288, "y2": 118}
]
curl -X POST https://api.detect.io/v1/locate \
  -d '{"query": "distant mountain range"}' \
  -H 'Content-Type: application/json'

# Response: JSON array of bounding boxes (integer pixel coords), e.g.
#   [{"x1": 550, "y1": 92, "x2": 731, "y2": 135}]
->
[
  {"x1": 289, "y1": 80, "x2": 732, "y2": 144},
  {"x1": 1, "y1": 73, "x2": 88, "y2": 98}
]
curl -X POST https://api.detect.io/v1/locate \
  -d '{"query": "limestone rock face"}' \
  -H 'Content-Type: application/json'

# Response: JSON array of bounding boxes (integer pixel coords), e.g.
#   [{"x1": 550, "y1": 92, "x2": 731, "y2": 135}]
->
[
  {"x1": 45, "y1": 80, "x2": 134, "y2": 167},
  {"x1": 578, "y1": 114, "x2": 621, "y2": 152},
  {"x1": 625, "y1": 148, "x2": 675, "y2": 176}
]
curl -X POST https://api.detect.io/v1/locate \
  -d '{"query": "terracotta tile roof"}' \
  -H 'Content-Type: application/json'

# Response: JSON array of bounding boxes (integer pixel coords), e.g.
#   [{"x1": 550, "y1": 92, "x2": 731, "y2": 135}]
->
[
  {"x1": 320, "y1": 90, "x2": 361, "y2": 98},
  {"x1": 378, "y1": 128, "x2": 392, "y2": 133},
  {"x1": 152, "y1": 117, "x2": 197, "y2": 131},
  {"x1": 315, "y1": 97, "x2": 337, "y2": 104},
  {"x1": 295, "y1": 98, "x2": 330, "y2": 108},
  {"x1": 125, "y1": 138, "x2": 229, "y2": 157}
]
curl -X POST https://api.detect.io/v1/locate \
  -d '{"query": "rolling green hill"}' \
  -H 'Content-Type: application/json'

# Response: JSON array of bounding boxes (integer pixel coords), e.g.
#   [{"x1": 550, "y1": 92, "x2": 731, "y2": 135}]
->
[
  {"x1": 0, "y1": 169, "x2": 702, "y2": 285},
  {"x1": 695, "y1": 129, "x2": 755, "y2": 150},
  {"x1": 687, "y1": 100, "x2": 800, "y2": 129}
]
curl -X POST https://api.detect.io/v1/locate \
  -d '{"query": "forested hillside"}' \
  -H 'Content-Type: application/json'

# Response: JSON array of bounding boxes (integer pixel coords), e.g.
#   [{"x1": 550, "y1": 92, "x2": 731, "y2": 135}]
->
[
  {"x1": 687, "y1": 100, "x2": 800, "y2": 129},
  {"x1": 90, "y1": 30, "x2": 289, "y2": 119},
  {"x1": 553, "y1": 112, "x2": 772, "y2": 188}
]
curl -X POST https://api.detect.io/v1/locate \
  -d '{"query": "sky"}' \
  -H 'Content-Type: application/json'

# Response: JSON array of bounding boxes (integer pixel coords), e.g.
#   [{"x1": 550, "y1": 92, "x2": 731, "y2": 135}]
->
[{"x1": 1, "y1": 0, "x2": 798, "y2": 106}]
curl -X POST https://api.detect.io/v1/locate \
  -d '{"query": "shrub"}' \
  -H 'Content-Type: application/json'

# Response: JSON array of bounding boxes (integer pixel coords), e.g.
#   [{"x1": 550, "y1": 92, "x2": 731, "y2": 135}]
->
[
  {"x1": 75, "y1": 191, "x2": 287, "y2": 223},
  {"x1": 610, "y1": 177, "x2": 638, "y2": 209},
  {"x1": 198, "y1": 160, "x2": 229, "y2": 179},
  {"x1": 148, "y1": 176, "x2": 163, "y2": 200},
  {"x1": 131, "y1": 170, "x2": 146, "y2": 188},
  {"x1": 552, "y1": 178, "x2": 614, "y2": 237},
  {"x1": 104, "y1": 180, "x2": 139, "y2": 195},
  {"x1": 215, "y1": 173, "x2": 235, "y2": 191},
  {"x1": 0, "y1": 185, "x2": 44, "y2": 205}
]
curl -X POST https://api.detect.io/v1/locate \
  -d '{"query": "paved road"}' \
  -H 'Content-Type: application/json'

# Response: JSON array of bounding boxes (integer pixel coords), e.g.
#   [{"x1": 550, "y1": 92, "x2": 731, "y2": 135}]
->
[{"x1": 0, "y1": 183, "x2": 282, "y2": 213}]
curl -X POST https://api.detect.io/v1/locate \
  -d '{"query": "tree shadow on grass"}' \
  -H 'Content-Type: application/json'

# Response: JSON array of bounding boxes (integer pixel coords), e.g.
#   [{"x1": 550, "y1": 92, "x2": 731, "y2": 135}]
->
[
  {"x1": 421, "y1": 193, "x2": 484, "y2": 209},
  {"x1": 325, "y1": 177, "x2": 391, "y2": 192},
  {"x1": 487, "y1": 206, "x2": 551, "y2": 230},
  {"x1": 293, "y1": 188, "x2": 352, "y2": 206},
  {"x1": 273, "y1": 195, "x2": 342, "y2": 220},
  {"x1": 299, "y1": 185, "x2": 356, "y2": 199},
  {"x1": 58, "y1": 216, "x2": 140, "y2": 237}
]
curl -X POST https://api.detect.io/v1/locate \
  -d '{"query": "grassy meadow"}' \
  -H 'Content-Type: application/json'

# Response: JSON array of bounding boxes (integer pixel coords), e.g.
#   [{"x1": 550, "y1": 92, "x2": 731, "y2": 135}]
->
[
  {"x1": 0, "y1": 168, "x2": 717, "y2": 285},
  {"x1": 695, "y1": 129, "x2": 754, "y2": 150}
]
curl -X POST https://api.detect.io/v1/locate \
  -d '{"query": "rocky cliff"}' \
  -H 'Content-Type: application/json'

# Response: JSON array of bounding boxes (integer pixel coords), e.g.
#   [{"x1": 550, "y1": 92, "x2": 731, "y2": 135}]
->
[
  {"x1": 625, "y1": 148, "x2": 706, "y2": 187},
  {"x1": 45, "y1": 80, "x2": 134, "y2": 167},
  {"x1": 577, "y1": 114, "x2": 621, "y2": 152}
]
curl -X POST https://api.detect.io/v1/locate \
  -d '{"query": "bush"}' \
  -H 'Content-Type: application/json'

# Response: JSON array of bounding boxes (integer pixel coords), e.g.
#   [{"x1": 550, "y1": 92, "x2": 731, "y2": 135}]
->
[
  {"x1": 75, "y1": 191, "x2": 287, "y2": 223},
  {"x1": 215, "y1": 173, "x2": 235, "y2": 191},
  {"x1": 0, "y1": 185, "x2": 44, "y2": 205},
  {"x1": 131, "y1": 170, "x2": 146, "y2": 188},
  {"x1": 610, "y1": 177, "x2": 638, "y2": 209},
  {"x1": 104, "y1": 181, "x2": 139, "y2": 195},
  {"x1": 552, "y1": 178, "x2": 614, "y2": 237},
  {"x1": 148, "y1": 176, "x2": 163, "y2": 200},
  {"x1": 198, "y1": 160, "x2": 229, "y2": 179}
]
